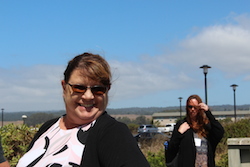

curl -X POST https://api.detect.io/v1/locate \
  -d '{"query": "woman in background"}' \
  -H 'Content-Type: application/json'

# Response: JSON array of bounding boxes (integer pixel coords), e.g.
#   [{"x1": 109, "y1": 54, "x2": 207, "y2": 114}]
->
[
  {"x1": 17, "y1": 52, "x2": 150, "y2": 167},
  {"x1": 166, "y1": 94, "x2": 224, "y2": 167}
]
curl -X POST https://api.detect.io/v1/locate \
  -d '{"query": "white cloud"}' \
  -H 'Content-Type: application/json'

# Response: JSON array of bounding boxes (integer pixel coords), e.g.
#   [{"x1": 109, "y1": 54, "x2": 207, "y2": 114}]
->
[
  {"x1": 0, "y1": 65, "x2": 64, "y2": 112},
  {"x1": 168, "y1": 14, "x2": 250, "y2": 78},
  {"x1": 109, "y1": 60, "x2": 195, "y2": 103}
]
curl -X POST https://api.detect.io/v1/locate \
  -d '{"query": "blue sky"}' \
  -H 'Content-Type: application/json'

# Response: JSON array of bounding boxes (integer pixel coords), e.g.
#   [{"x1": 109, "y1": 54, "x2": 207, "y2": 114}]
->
[{"x1": 1, "y1": 1, "x2": 250, "y2": 112}]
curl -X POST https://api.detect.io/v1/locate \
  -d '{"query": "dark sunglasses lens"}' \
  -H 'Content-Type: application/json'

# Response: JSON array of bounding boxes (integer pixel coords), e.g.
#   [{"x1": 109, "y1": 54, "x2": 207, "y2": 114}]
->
[
  {"x1": 72, "y1": 85, "x2": 87, "y2": 93},
  {"x1": 91, "y1": 86, "x2": 107, "y2": 95},
  {"x1": 188, "y1": 105, "x2": 199, "y2": 109}
]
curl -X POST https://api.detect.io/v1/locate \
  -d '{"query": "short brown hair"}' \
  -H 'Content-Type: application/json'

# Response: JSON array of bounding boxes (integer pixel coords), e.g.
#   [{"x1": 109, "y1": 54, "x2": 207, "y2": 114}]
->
[{"x1": 64, "y1": 52, "x2": 111, "y2": 86}]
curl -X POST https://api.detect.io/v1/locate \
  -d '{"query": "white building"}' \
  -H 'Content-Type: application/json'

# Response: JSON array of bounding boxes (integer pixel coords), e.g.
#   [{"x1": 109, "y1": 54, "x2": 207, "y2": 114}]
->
[{"x1": 152, "y1": 110, "x2": 250, "y2": 126}]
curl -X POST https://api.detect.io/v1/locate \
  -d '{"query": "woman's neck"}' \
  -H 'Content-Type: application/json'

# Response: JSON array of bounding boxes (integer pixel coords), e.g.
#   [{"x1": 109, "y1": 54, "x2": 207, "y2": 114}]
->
[{"x1": 60, "y1": 116, "x2": 79, "y2": 130}]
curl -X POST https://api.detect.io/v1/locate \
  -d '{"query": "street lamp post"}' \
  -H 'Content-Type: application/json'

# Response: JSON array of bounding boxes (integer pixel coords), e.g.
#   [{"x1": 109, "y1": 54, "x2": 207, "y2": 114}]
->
[
  {"x1": 22, "y1": 115, "x2": 27, "y2": 125},
  {"x1": 200, "y1": 65, "x2": 211, "y2": 104},
  {"x1": 178, "y1": 97, "x2": 183, "y2": 119},
  {"x1": 230, "y1": 84, "x2": 238, "y2": 122},
  {"x1": 1, "y1": 108, "x2": 4, "y2": 127}
]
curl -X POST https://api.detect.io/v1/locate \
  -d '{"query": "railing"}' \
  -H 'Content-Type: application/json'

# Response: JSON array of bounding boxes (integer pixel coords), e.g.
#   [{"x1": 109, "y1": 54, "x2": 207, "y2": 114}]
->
[{"x1": 227, "y1": 138, "x2": 250, "y2": 167}]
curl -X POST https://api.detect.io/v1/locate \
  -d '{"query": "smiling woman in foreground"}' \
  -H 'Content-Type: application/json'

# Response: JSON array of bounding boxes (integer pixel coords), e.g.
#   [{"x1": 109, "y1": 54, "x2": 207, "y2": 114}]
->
[{"x1": 17, "y1": 52, "x2": 150, "y2": 167}]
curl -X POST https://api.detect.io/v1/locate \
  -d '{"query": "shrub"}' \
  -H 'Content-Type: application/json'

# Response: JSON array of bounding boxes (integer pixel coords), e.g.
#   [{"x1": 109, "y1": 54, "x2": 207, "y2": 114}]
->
[
  {"x1": 216, "y1": 153, "x2": 228, "y2": 167},
  {"x1": 0, "y1": 124, "x2": 39, "y2": 166},
  {"x1": 127, "y1": 123, "x2": 139, "y2": 134},
  {"x1": 146, "y1": 149, "x2": 166, "y2": 167},
  {"x1": 215, "y1": 118, "x2": 250, "y2": 166}
]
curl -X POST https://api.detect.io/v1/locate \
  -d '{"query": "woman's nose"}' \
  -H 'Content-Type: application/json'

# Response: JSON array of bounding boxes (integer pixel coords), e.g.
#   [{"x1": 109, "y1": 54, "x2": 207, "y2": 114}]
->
[{"x1": 81, "y1": 88, "x2": 94, "y2": 99}]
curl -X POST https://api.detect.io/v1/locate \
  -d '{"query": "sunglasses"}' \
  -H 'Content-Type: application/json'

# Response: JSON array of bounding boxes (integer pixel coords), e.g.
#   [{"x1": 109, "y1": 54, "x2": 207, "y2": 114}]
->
[
  {"x1": 187, "y1": 105, "x2": 199, "y2": 109},
  {"x1": 67, "y1": 83, "x2": 108, "y2": 95}
]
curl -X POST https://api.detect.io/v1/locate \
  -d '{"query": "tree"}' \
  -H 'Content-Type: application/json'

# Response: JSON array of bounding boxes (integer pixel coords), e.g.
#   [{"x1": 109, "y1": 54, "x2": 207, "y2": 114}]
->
[
  {"x1": 116, "y1": 117, "x2": 132, "y2": 124},
  {"x1": 135, "y1": 115, "x2": 149, "y2": 125}
]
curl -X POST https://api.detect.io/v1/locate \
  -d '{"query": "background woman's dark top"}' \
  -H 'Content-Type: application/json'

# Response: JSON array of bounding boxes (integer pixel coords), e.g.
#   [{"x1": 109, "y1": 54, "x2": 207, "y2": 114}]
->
[{"x1": 166, "y1": 110, "x2": 224, "y2": 167}]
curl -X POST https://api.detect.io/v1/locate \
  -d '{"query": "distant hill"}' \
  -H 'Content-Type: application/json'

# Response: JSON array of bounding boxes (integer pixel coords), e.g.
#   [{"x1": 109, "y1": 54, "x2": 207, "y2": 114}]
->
[{"x1": 2, "y1": 104, "x2": 250, "y2": 121}]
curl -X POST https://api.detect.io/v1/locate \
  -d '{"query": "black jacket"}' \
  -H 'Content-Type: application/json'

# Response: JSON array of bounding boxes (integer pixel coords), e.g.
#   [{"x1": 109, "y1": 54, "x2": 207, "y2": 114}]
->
[
  {"x1": 27, "y1": 112, "x2": 150, "y2": 167},
  {"x1": 166, "y1": 110, "x2": 224, "y2": 167}
]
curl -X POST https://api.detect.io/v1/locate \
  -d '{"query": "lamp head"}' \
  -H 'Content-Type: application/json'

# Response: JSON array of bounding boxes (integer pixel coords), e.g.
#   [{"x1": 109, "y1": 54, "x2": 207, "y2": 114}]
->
[
  {"x1": 230, "y1": 84, "x2": 238, "y2": 91},
  {"x1": 200, "y1": 65, "x2": 211, "y2": 74}
]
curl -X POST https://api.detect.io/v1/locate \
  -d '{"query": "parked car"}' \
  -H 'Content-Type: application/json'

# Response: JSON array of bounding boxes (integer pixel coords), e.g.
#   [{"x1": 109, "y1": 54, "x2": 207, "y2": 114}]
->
[
  {"x1": 157, "y1": 123, "x2": 176, "y2": 133},
  {"x1": 137, "y1": 124, "x2": 158, "y2": 133},
  {"x1": 166, "y1": 123, "x2": 176, "y2": 132},
  {"x1": 134, "y1": 132, "x2": 170, "y2": 143}
]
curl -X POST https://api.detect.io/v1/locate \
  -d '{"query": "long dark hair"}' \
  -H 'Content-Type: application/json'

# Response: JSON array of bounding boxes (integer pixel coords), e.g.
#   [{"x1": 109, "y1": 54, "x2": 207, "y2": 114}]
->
[{"x1": 186, "y1": 95, "x2": 209, "y2": 138}]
